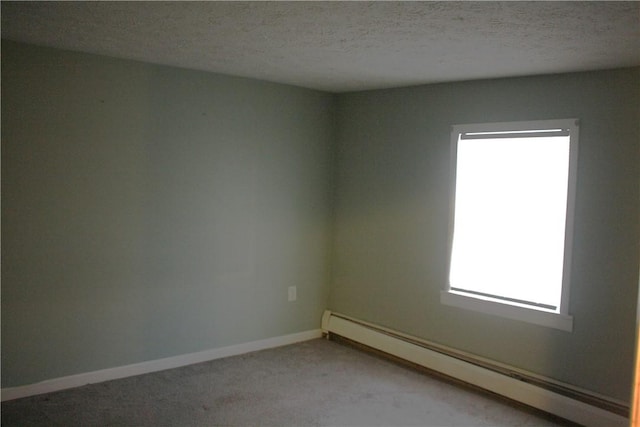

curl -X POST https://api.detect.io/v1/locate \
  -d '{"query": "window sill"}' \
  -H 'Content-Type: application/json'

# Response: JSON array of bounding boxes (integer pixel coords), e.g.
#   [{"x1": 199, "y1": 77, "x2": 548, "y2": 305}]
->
[{"x1": 440, "y1": 290, "x2": 573, "y2": 332}]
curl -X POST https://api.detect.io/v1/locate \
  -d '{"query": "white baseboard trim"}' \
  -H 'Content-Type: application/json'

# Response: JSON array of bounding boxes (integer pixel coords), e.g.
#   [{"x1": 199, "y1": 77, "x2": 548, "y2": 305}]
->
[
  {"x1": 321, "y1": 310, "x2": 628, "y2": 427},
  {"x1": 1, "y1": 329, "x2": 322, "y2": 402}
]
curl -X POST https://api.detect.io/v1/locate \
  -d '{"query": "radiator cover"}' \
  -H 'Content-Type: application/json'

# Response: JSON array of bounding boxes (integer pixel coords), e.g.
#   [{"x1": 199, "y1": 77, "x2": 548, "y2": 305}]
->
[{"x1": 321, "y1": 310, "x2": 627, "y2": 427}]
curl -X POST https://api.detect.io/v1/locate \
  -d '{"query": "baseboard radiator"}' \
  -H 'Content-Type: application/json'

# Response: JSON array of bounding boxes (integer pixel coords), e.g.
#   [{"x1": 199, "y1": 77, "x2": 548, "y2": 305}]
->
[{"x1": 321, "y1": 310, "x2": 628, "y2": 427}]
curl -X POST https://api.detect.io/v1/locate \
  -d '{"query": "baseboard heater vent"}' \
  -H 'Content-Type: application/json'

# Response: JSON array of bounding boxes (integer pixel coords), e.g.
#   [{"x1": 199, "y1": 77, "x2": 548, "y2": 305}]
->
[{"x1": 321, "y1": 310, "x2": 628, "y2": 427}]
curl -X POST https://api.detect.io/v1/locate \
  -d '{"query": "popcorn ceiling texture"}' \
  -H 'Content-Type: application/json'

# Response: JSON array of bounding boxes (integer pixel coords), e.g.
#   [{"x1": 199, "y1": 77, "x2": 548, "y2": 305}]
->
[{"x1": 2, "y1": 1, "x2": 638, "y2": 92}]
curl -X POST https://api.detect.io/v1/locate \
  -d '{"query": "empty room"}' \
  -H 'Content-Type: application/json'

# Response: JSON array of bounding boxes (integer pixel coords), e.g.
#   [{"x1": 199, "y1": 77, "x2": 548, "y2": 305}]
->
[{"x1": 2, "y1": 2, "x2": 639, "y2": 426}]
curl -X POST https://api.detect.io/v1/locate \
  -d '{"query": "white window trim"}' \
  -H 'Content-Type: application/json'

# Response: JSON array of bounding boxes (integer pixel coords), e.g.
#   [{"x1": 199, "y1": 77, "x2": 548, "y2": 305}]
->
[{"x1": 441, "y1": 119, "x2": 579, "y2": 332}]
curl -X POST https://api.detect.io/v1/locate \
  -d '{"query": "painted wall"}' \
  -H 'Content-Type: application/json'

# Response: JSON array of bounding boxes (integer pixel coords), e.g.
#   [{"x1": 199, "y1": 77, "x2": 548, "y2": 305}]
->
[
  {"x1": 3, "y1": 39, "x2": 639, "y2": 405},
  {"x1": 329, "y1": 68, "x2": 640, "y2": 402},
  {"x1": 1, "y1": 40, "x2": 334, "y2": 387}
]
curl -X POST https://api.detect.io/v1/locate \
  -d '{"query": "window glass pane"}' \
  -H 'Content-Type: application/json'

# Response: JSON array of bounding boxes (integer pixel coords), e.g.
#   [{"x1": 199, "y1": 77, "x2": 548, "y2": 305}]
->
[{"x1": 449, "y1": 135, "x2": 570, "y2": 309}]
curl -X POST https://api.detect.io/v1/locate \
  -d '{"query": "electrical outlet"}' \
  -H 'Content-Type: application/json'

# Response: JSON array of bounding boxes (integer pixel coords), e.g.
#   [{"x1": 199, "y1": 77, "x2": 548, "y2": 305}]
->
[{"x1": 288, "y1": 286, "x2": 297, "y2": 302}]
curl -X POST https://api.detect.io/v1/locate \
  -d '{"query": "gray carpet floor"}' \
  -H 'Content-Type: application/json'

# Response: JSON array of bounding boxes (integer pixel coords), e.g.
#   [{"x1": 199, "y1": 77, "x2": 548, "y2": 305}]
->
[{"x1": 2, "y1": 338, "x2": 575, "y2": 426}]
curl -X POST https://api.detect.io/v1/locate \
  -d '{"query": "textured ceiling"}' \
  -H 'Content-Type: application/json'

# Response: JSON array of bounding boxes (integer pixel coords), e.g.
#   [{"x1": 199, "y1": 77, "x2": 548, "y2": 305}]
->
[{"x1": 2, "y1": 1, "x2": 639, "y2": 92}]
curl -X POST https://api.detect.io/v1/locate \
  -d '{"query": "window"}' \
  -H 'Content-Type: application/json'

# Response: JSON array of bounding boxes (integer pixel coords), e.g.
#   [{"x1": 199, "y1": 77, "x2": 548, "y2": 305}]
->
[{"x1": 441, "y1": 119, "x2": 578, "y2": 332}]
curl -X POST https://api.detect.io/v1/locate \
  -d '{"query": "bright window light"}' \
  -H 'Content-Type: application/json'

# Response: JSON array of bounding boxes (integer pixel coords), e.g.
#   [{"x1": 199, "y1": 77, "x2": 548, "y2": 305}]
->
[{"x1": 442, "y1": 119, "x2": 578, "y2": 331}]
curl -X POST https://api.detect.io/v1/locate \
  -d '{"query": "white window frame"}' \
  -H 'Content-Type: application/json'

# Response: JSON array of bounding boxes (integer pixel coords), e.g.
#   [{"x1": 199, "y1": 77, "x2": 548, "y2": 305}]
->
[{"x1": 440, "y1": 119, "x2": 579, "y2": 332}]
